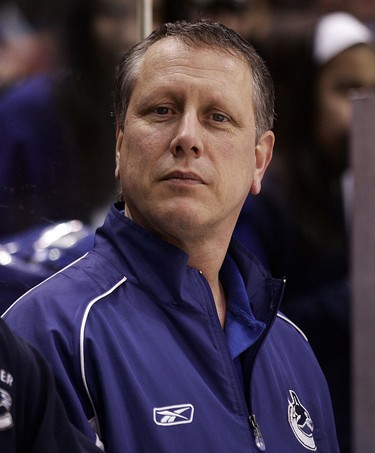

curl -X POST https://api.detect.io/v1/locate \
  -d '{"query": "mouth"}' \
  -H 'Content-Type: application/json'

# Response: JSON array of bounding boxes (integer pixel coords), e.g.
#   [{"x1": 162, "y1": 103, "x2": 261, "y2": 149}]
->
[{"x1": 162, "y1": 171, "x2": 205, "y2": 185}]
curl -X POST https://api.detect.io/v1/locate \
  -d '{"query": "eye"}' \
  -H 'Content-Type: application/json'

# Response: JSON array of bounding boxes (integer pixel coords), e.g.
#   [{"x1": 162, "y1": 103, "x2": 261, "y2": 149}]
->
[
  {"x1": 153, "y1": 106, "x2": 171, "y2": 115},
  {"x1": 211, "y1": 112, "x2": 229, "y2": 123}
]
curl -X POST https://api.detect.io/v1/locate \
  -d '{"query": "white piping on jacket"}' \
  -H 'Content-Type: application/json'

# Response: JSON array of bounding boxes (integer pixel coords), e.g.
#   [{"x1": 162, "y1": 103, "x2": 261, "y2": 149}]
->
[
  {"x1": 79, "y1": 276, "x2": 127, "y2": 438},
  {"x1": 1, "y1": 252, "x2": 89, "y2": 318},
  {"x1": 277, "y1": 312, "x2": 309, "y2": 342}
]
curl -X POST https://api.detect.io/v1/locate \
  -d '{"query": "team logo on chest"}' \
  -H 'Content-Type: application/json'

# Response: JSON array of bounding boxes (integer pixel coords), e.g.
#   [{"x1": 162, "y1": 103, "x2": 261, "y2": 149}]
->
[
  {"x1": 288, "y1": 390, "x2": 316, "y2": 451},
  {"x1": 0, "y1": 388, "x2": 13, "y2": 431}
]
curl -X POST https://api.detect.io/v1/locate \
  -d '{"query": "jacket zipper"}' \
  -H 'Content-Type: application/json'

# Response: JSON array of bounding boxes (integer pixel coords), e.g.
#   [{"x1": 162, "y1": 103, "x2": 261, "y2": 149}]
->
[
  {"x1": 197, "y1": 270, "x2": 271, "y2": 452},
  {"x1": 246, "y1": 278, "x2": 286, "y2": 452},
  {"x1": 249, "y1": 414, "x2": 266, "y2": 451}
]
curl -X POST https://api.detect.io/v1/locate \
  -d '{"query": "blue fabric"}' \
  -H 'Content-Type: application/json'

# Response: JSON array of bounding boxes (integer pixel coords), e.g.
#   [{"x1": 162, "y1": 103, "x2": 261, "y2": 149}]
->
[
  {"x1": 221, "y1": 254, "x2": 265, "y2": 359},
  {"x1": 3, "y1": 203, "x2": 340, "y2": 452}
]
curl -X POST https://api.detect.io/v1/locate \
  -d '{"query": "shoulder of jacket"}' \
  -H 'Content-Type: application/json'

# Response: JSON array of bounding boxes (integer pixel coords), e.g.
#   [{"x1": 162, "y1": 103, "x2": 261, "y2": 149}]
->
[
  {"x1": 276, "y1": 312, "x2": 308, "y2": 342},
  {"x1": 2, "y1": 251, "x2": 127, "y2": 319}
]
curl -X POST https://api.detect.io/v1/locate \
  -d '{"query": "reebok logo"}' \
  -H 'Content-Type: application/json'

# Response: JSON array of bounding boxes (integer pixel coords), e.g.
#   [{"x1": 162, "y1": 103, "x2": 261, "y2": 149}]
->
[{"x1": 153, "y1": 404, "x2": 194, "y2": 426}]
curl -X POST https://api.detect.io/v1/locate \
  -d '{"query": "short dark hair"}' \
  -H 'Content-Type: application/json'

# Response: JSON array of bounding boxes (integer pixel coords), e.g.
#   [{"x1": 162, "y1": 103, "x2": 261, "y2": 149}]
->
[{"x1": 114, "y1": 19, "x2": 274, "y2": 140}]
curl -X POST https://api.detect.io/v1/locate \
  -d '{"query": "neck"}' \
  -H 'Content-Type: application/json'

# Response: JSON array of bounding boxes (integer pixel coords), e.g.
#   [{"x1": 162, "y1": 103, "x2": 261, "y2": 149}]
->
[
  {"x1": 185, "y1": 239, "x2": 230, "y2": 329},
  {"x1": 210, "y1": 278, "x2": 227, "y2": 327}
]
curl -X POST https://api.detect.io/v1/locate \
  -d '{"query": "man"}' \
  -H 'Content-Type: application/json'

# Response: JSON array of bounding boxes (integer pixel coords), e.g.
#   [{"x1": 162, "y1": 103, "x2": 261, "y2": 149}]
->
[
  {"x1": 3, "y1": 20, "x2": 339, "y2": 452},
  {"x1": 0, "y1": 318, "x2": 103, "y2": 452}
]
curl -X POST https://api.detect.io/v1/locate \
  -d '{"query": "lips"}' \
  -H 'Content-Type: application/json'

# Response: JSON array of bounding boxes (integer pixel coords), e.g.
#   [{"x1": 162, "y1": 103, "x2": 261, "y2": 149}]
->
[{"x1": 162, "y1": 171, "x2": 205, "y2": 184}]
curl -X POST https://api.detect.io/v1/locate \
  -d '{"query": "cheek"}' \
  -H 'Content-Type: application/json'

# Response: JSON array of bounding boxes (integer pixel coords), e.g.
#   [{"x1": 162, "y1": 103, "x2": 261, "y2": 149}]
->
[
  {"x1": 326, "y1": 96, "x2": 350, "y2": 125},
  {"x1": 317, "y1": 94, "x2": 351, "y2": 146},
  {"x1": 118, "y1": 126, "x2": 165, "y2": 185},
  {"x1": 220, "y1": 147, "x2": 255, "y2": 196}
]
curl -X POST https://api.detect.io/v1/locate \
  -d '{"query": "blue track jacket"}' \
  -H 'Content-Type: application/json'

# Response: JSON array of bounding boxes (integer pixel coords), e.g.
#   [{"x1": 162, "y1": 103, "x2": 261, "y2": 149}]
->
[{"x1": 3, "y1": 203, "x2": 339, "y2": 452}]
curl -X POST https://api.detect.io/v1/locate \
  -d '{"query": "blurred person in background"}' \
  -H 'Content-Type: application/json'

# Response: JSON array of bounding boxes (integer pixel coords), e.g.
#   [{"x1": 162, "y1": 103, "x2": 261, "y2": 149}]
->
[
  {"x1": 0, "y1": 0, "x2": 79, "y2": 237},
  {"x1": 234, "y1": 11, "x2": 375, "y2": 452},
  {"x1": 0, "y1": 0, "x2": 140, "y2": 238},
  {"x1": 0, "y1": 0, "x2": 62, "y2": 92},
  {"x1": 0, "y1": 317, "x2": 103, "y2": 452}
]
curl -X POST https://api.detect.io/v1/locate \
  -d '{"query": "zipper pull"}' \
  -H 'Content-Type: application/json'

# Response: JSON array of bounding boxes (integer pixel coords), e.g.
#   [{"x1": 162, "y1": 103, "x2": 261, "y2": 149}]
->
[{"x1": 249, "y1": 414, "x2": 266, "y2": 451}]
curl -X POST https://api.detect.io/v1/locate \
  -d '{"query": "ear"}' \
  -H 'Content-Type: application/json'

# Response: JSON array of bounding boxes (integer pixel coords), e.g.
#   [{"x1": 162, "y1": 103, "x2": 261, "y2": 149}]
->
[
  {"x1": 115, "y1": 125, "x2": 124, "y2": 180},
  {"x1": 250, "y1": 130, "x2": 274, "y2": 195}
]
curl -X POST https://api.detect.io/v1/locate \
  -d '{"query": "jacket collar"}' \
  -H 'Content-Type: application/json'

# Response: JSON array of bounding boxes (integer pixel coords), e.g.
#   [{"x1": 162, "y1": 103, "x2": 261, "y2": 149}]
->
[{"x1": 96, "y1": 203, "x2": 284, "y2": 330}]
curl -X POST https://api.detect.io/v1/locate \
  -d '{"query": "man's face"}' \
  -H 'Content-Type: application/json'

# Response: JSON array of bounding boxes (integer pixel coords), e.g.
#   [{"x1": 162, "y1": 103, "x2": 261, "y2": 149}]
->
[{"x1": 115, "y1": 37, "x2": 273, "y2": 247}]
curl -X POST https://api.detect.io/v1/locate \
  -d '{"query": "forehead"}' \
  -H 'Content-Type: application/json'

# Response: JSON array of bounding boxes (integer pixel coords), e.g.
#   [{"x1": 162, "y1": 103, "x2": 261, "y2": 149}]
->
[
  {"x1": 322, "y1": 45, "x2": 375, "y2": 81},
  {"x1": 136, "y1": 37, "x2": 252, "y2": 89}
]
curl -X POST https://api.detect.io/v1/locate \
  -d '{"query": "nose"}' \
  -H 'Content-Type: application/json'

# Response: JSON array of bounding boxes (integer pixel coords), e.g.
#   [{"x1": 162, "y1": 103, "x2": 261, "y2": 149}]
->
[{"x1": 170, "y1": 112, "x2": 204, "y2": 157}]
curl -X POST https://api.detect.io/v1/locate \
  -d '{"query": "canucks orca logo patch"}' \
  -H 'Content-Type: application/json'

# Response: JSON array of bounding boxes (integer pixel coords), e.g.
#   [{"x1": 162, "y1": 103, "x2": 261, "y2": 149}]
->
[
  {"x1": 0, "y1": 388, "x2": 13, "y2": 431},
  {"x1": 288, "y1": 390, "x2": 316, "y2": 451}
]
